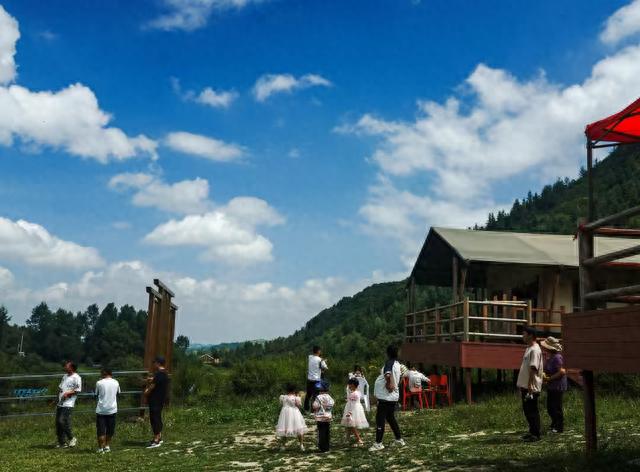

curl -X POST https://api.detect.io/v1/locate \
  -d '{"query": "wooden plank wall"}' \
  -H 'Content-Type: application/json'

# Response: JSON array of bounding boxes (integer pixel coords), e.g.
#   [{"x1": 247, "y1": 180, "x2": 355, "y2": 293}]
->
[
  {"x1": 402, "y1": 341, "x2": 526, "y2": 369},
  {"x1": 563, "y1": 306, "x2": 640, "y2": 373},
  {"x1": 402, "y1": 342, "x2": 461, "y2": 366}
]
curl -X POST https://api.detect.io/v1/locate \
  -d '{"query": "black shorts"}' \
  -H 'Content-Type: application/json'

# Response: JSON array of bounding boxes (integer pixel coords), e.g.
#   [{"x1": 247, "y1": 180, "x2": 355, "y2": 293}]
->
[{"x1": 96, "y1": 414, "x2": 116, "y2": 437}]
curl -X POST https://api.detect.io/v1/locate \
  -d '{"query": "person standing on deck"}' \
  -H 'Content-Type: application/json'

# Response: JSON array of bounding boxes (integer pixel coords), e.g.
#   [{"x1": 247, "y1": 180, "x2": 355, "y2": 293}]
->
[
  {"x1": 144, "y1": 356, "x2": 169, "y2": 448},
  {"x1": 55, "y1": 361, "x2": 82, "y2": 448},
  {"x1": 369, "y1": 345, "x2": 405, "y2": 451},
  {"x1": 304, "y1": 346, "x2": 328, "y2": 412},
  {"x1": 517, "y1": 326, "x2": 543, "y2": 442},
  {"x1": 541, "y1": 337, "x2": 567, "y2": 434}
]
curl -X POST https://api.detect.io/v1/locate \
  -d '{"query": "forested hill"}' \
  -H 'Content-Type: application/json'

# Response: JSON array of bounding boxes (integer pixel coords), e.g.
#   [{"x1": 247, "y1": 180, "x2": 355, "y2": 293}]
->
[
  {"x1": 483, "y1": 144, "x2": 640, "y2": 233},
  {"x1": 227, "y1": 282, "x2": 450, "y2": 364}
]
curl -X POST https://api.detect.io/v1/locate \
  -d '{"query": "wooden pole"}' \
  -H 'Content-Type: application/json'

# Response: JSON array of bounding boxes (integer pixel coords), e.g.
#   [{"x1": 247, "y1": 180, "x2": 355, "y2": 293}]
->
[
  {"x1": 452, "y1": 257, "x2": 459, "y2": 303},
  {"x1": 435, "y1": 304, "x2": 441, "y2": 342},
  {"x1": 465, "y1": 368, "x2": 472, "y2": 405},
  {"x1": 579, "y1": 214, "x2": 597, "y2": 453},
  {"x1": 463, "y1": 297, "x2": 470, "y2": 342}
]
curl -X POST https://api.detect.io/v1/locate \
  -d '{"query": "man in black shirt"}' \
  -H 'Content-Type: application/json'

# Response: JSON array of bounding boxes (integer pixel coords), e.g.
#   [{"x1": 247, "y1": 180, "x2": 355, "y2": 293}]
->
[{"x1": 144, "y1": 356, "x2": 169, "y2": 448}]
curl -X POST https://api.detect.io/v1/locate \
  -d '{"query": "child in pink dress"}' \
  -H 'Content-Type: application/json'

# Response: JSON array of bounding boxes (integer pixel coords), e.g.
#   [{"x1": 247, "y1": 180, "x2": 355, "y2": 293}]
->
[
  {"x1": 276, "y1": 384, "x2": 308, "y2": 451},
  {"x1": 341, "y1": 378, "x2": 369, "y2": 447}
]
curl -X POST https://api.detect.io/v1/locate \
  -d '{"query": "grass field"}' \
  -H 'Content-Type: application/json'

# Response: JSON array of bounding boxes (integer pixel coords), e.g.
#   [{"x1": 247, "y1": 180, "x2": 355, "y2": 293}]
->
[{"x1": 1, "y1": 391, "x2": 639, "y2": 472}]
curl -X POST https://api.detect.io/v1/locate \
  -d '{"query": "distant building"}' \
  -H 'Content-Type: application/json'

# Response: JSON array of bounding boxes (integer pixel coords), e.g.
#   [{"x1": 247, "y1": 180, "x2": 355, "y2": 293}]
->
[{"x1": 199, "y1": 353, "x2": 220, "y2": 365}]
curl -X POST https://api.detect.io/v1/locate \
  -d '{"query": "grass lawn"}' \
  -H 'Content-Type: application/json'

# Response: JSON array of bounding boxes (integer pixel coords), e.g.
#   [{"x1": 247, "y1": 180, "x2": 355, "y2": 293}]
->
[{"x1": 1, "y1": 390, "x2": 639, "y2": 471}]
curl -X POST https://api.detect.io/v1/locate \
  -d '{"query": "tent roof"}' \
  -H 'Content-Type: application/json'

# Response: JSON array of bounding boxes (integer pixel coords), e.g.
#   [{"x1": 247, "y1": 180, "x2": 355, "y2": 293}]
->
[
  {"x1": 585, "y1": 97, "x2": 640, "y2": 144},
  {"x1": 410, "y1": 227, "x2": 640, "y2": 286}
]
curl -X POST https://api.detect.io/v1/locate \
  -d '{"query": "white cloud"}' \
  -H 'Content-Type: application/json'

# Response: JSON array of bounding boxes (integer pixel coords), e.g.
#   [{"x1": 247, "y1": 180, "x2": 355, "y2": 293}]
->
[
  {"x1": 165, "y1": 131, "x2": 244, "y2": 162},
  {"x1": 0, "y1": 5, "x2": 19, "y2": 84},
  {"x1": 171, "y1": 77, "x2": 237, "y2": 109},
  {"x1": 0, "y1": 7, "x2": 157, "y2": 163},
  {"x1": 252, "y1": 73, "x2": 332, "y2": 102},
  {"x1": 146, "y1": 0, "x2": 267, "y2": 32},
  {"x1": 112, "y1": 221, "x2": 132, "y2": 230},
  {"x1": 1, "y1": 260, "x2": 400, "y2": 343},
  {"x1": 339, "y1": 17, "x2": 640, "y2": 263},
  {"x1": 109, "y1": 173, "x2": 211, "y2": 214},
  {"x1": 144, "y1": 196, "x2": 284, "y2": 265},
  {"x1": 600, "y1": 0, "x2": 640, "y2": 45},
  {"x1": 0, "y1": 266, "x2": 14, "y2": 289},
  {"x1": 0, "y1": 217, "x2": 104, "y2": 269}
]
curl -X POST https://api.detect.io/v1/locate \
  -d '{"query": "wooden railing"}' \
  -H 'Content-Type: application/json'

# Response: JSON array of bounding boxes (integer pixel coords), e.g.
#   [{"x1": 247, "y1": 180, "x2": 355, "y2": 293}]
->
[{"x1": 405, "y1": 298, "x2": 563, "y2": 343}]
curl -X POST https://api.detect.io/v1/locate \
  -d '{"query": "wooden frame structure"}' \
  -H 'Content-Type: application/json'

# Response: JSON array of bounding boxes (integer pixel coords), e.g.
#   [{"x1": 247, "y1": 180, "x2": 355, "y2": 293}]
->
[{"x1": 143, "y1": 279, "x2": 178, "y2": 372}]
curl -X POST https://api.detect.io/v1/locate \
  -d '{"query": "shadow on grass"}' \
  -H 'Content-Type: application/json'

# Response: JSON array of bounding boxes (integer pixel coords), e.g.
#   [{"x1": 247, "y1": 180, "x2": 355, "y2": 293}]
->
[
  {"x1": 432, "y1": 448, "x2": 640, "y2": 472},
  {"x1": 121, "y1": 440, "x2": 149, "y2": 447}
]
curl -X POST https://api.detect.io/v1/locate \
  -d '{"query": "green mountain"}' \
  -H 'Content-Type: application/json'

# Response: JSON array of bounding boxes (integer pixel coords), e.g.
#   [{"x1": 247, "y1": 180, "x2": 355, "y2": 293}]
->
[{"x1": 483, "y1": 144, "x2": 640, "y2": 233}]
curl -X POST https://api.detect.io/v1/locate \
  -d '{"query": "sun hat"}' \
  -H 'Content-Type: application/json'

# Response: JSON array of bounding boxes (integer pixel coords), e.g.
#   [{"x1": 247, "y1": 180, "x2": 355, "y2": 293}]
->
[{"x1": 540, "y1": 336, "x2": 563, "y2": 352}]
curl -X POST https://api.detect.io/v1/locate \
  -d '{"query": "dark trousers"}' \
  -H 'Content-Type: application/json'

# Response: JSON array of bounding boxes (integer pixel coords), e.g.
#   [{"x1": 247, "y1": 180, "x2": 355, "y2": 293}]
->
[
  {"x1": 375, "y1": 400, "x2": 402, "y2": 443},
  {"x1": 55, "y1": 407, "x2": 74, "y2": 445},
  {"x1": 149, "y1": 407, "x2": 163, "y2": 436},
  {"x1": 304, "y1": 380, "x2": 316, "y2": 411},
  {"x1": 96, "y1": 414, "x2": 116, "y2": 438},
  {"x1": 521, "y1": 389, "x2": 541, "y2": 438},
  {"x1": 546, "y1": 390, "x2": 564, "y2": 432},
  {"x1": 317, "y1": 421, "x2": 330, "y2": 452}
]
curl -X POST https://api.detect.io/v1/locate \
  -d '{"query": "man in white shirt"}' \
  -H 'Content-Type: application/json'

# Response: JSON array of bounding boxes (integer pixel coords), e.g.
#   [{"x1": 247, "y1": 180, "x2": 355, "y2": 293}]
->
[
  {"x1": 517, "y1": 326, "x2": 543, "y2": 442},
  {"x1": 370, "y1": 345, "x2": 405, "y2": 451},
  {"x1": 304, "y1": 346, "x2": 328, "y2": 411},
  {"x1": 95, "y1": 367, "x2": 120, "y2": 453},
  {"x1": 55, "y1": 361, "x2": 82, "y2": 448}
]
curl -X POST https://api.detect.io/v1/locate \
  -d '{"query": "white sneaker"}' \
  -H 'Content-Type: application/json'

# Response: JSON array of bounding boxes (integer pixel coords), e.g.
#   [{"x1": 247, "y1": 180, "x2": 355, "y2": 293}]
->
[
  {"x1": 369, "y1": 442, "x2": 385, "y2": 452},
  {"x1": 103, "y1": 446, "x2": 111, "y2": 453},
  {"x1": 96, "y1": 448, "x2": 104, "y2": 454},
  {"x1": 146, "y1": 441, "x2": 162, "y2": 449},
  {"x1": 68, "y1": 438, "x2": 77, "y2": 448},
  {"x1": 299, "y1": 444, "x2": 305, "y2": 451},
  {"x1": 394, "y1": 438, "x2": 406, "y2": 447}
]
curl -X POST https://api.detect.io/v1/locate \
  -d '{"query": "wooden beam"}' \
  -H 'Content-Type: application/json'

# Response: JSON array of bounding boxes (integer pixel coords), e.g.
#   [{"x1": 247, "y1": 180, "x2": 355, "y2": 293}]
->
[
  {"x1": 583, "y1": 204, "x2": 640, "y2": 231},
  {"x1": 585, "y1": 284, "x2": 640, "y2": 302},
  {"x1": 594, "y1": 227, "x2": 640, "y2": 238},
  {"x1": 465, "y1": 368, "x2": 472, "y2": 405},
  {"x1": 154, "y1": 278, "x2": 175, "y2": 297},
  {"x1": 459, "y1": 265, "x2": 468, "y2": 302},
  {"x1": 583, "y1": 244, "x2": 640, "y2": 267}
]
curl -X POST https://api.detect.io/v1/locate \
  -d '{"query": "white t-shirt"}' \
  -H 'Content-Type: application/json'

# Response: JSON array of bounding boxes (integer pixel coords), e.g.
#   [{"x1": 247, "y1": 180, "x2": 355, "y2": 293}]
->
[
  {"x1": 408, "y1": 370, "x2": 429, "y2": 390},
  {"x1": 307, "y1": 355, "x2": 327, "y2": 381},
  {"x1": 374, "y1": 360, "x2": 401, "y2": 402},
  {"x1": 58, "y1": 373, "x2": 82, "y2": 408},
  {"x1": 516, "y1": 343, "x2": 543, "y2": 392},
  {"x1": 95, "y1": 377, "x2": 121, "y2": 415}
]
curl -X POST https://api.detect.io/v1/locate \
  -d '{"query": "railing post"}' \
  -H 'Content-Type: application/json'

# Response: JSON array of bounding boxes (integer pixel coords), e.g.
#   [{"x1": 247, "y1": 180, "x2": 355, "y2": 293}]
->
[
  {"x1": 527, "y1": 300, "x2": 533, "y2": 326},
  {"x1": 463, "y1": 297, "x2": 470, "y2": 342},
  {"x1": 482, "y1": 304, "x2": 488, "y2": 335},
  {"x1": 449, "y1": 306, "x2": 454, "y2": 341},
  {"x1": 435, "y1": 304, "x2": 441, "y2": 342}
]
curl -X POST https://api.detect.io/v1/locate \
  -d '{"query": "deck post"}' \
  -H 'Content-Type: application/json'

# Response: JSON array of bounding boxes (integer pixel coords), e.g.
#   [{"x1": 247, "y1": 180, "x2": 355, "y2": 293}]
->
[
  {"x1": 435, "y1": 304, "x2": 441, "y2": 342},
  {"x1": 579, "y1": 213, "x2": 597, "y2": 454},
  {"x1": 526, "y1": 300, "x2": 533, "y2": 327},
  {"x1": 463, "y1": 297, "x2": 470, "y2": 342},
  {"x1": 465, "y1": 368, "x2": 472, "y2": 405}
]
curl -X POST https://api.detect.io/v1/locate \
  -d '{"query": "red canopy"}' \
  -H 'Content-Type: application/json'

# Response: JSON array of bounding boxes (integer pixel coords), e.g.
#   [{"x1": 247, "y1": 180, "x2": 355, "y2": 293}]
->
[{"x1": 585, "y1": 97, "x2": 640, "y2": 144}]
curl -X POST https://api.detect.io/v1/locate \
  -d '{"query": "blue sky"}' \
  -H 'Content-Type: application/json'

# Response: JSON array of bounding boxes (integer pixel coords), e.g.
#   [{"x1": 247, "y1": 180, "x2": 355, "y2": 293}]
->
[{"x1": 0, "y1": 0, "x2": 639, "y2": 343}]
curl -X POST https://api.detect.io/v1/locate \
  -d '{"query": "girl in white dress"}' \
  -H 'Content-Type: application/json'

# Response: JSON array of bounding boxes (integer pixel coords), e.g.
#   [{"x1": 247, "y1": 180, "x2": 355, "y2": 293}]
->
[
  {"x1": 341, "y1": 378, "x2": 369, "y2": 446},
  {"x1": 276, "y1": 384, "x2": 308, "y2": 451}
]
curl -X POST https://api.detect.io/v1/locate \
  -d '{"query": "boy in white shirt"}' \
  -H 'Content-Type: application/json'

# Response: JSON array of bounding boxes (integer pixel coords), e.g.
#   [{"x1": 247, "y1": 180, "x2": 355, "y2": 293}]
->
[
  {"x1": 56, "y1": 361, "x2": 82, "y2": 448},
  {"x1": 370, "y1": 345, "x2": 405, "y2": 451},
  {"x1": 304, "y1": 346, "x2": 328, "y2": 412},
  {"x1": 95, "y1": 367, "x2": 120, "y2": 453}
]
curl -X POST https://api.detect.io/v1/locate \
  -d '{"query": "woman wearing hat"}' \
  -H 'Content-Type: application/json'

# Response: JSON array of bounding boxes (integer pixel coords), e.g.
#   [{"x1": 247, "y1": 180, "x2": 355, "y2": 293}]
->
[{"x1": 541, "y1": 337, "x2": 567, "y2": 433}]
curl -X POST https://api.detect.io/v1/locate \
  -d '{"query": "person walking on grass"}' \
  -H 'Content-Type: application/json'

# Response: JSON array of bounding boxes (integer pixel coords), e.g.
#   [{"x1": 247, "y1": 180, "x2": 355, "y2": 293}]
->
[
  {"x1": 304, "y1": 346, "x2": 328, "y2": 412},
  {"x1": 276, "y1": 383, "x2": 308, "y2": 451},
  {"x1": 370, "y1": 345, "x2": 405, "y2": 452},
  {"x1": 55, "y1": 361, "x2": 81, "y2": 449},
  {"x1": 312, "y1": 380, "x2": 335, "y2": 452},
  {"x1": 341, "y1": 377, "x2": 369, "y2": 447},
  {"x1": 541, "y1": 337, "x2": 567, "y2": 434},
  {"x1": 95, "y1": 367, "x2": 120, "y2": 453},
  {"x1": 517, "y1": 326, "x2": 543, "y2": 442},
  {"x1": 144, "y1": 356, "x2": 169, "y2": 449}
]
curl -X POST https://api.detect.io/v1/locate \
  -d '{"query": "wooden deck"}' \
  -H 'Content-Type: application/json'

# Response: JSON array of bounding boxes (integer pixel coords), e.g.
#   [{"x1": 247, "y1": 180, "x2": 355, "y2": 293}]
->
[{"x1": 563, "y1": 305, "x2": 640, "y2": 373}]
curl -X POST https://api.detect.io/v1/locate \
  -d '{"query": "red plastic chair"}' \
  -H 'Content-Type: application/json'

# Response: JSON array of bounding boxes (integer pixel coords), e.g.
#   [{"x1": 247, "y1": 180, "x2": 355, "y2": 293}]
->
[
  {"x1": 402, "y1": 376, "x2": 430, "y2": 410},
  {"x1": 434, "y1": 374, "x2": 452, "y2": 406}
]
